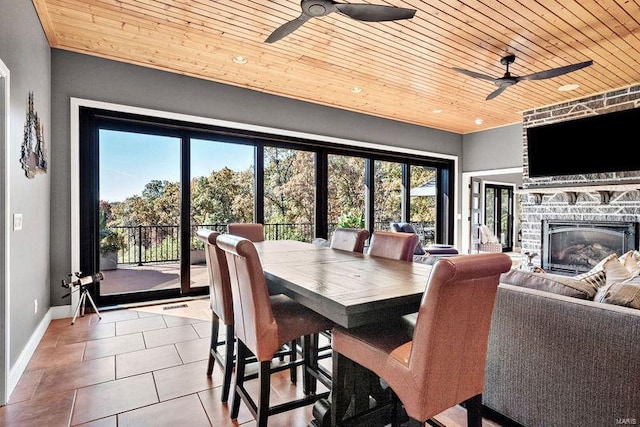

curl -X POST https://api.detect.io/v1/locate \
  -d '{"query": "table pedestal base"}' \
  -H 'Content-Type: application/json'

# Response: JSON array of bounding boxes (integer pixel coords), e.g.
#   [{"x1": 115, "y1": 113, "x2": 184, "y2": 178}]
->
[{"x1": 308, "y1": 355, "x2": 407, "y2": 427}]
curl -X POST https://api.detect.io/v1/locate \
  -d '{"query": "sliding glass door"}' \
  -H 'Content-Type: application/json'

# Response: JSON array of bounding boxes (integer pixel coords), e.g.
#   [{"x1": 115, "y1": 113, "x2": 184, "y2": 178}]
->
[
  {"x1": 80, "y1": 107, "x2": 455, "y2": 307},
  {"x1": 189, "y1": 138, "x2": 254, "y2": 290},
  {"x1": 98, "y1": 129, "x2": 183, "y2": 299}
]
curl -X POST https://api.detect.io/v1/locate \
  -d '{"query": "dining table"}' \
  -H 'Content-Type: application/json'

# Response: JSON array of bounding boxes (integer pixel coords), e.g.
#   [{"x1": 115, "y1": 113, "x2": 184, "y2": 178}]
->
[{"x1": 253, "y1": 239, "x2": 434, "y2": 427}]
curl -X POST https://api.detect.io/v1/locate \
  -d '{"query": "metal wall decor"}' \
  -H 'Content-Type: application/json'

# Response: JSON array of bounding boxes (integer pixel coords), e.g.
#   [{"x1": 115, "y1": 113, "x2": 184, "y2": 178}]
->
[{"x1": 20, "y1": 91, "x2": 47, "y2": 178}]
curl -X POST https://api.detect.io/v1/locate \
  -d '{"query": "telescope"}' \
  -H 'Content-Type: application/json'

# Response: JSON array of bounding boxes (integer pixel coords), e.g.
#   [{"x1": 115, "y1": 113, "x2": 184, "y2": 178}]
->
[{"x1": 62, "y1": 272, "x2": 104, "y2": 325}]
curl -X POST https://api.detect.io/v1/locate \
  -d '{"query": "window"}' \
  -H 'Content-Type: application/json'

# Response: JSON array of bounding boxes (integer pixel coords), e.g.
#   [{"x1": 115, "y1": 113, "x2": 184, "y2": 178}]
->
[
  {"x1": 263, "y1": 147, "x2": 316, "y2": 241},
  {"x1": 328, "y1": 154, "x2": 366, "y2": 235},
  {"x1": 373, "y1": 160, "x2": 403, "y2": 231}
]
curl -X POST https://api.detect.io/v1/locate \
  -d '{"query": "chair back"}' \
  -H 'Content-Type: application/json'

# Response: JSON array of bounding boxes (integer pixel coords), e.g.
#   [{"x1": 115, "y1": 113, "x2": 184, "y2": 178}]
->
[
  {"x1": 216, "y1": 234, "x2": 280, "y2": 361},
  {"x1": 330, "y1": 228, "x2": 369, "y2": 253},
  {"x1": 227, "y1": 223, "x2": 265, "y2": 242},
  {"x1": 196, "y1": 229, "x2": 234, "y2": 325},
  {"x1": 367, "y1": 230, "x2": 418, "y2": 261},
  {"x1": 408, "y1": 253, "x2": 512, "y2": 417}
]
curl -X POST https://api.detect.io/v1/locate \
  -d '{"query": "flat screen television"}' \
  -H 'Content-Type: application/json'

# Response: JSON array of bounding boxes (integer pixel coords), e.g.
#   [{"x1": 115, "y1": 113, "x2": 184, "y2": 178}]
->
[{"x1": 526, "y1": 107, "x2": 640, "y2": 178}]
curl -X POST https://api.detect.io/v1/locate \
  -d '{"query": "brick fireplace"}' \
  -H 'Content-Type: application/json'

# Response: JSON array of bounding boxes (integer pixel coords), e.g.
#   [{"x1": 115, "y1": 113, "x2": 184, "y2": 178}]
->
[
  {"x1": 520, "y1": 85, "x2": 640, "y2": 272},
  {"x1": 542, "y1": 220, "x2": 637, "y2": 274}
]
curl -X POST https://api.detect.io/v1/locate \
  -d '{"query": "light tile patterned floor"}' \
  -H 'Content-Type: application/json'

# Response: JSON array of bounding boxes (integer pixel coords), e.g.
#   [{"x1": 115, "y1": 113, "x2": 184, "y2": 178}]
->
[{"x1": 0, "y1": 298, "x2": 504, "y2": 426}]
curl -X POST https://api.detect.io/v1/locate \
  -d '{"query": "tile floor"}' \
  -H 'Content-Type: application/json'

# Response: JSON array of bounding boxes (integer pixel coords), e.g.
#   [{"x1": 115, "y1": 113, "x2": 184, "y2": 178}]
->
[{"x1": 0, "y1": 298, "x2": 502, "y2": 427}]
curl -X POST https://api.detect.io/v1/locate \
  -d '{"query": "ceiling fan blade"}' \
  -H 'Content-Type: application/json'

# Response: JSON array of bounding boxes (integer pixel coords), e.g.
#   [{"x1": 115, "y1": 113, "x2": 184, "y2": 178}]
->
[
  {"x1": 335, "y1": 3, "x2": 416, "y2": 22},
  {"x1": 265, "y1": 14, "x2": 310, "y2": 43},
  {"x1": 451, "y1": 67, "x2": 496, "y2": 82},
  {"x1": 486, "y1": 86, "x2": 508, "y2": 100},
  {"x1": 519, "y1": 60, "x2": 593, "y2": 81}
]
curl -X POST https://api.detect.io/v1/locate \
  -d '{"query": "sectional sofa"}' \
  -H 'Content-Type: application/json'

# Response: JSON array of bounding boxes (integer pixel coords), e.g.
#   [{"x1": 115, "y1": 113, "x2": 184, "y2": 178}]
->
[{"x1": 483, "y1": 261, "x2": 640, "y2": 426}]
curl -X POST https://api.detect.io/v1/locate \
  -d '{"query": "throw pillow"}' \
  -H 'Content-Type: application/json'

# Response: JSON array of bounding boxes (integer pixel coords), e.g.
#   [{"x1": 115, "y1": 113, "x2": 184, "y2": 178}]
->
[
  {"x1": 573, "y1": 253, "x2": 616, "y2": 289},
  {"x1": 500, "y1": 269, "x2": 599, "y2": 299},
  {"x1": 596, "y1": 276, "x2": 640, "y2": 309},
  {"x1": 603, "y1": 253, "x2": 638, "y2": 285},
  {"x1": 479, "y1": 225, "x2": 499, "y2": 244},
  {"x1": 619, "y1": 250, "x2": 640, "y2": 275}
]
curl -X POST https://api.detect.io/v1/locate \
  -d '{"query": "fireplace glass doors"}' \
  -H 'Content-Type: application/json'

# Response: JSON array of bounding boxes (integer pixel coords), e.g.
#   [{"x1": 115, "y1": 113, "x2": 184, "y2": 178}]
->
[{"x1": 542, "y1": 220, "x2": 638, "y2": 274}]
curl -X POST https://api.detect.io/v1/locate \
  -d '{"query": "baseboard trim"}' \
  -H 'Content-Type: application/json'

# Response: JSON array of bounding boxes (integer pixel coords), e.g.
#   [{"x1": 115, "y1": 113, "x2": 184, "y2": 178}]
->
[
  {"x1": 7, "y1": 304, "x2": 71, "y2": 398},
  {"x1": 50, "y1": 304, "x2": 73, "y2": 319}
]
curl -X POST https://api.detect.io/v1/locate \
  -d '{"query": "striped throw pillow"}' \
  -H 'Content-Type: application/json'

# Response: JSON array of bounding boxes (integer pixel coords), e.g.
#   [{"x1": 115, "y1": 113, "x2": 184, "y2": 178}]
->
[{"x1": 574, "y1": 253, "x2": 617, "y2": 289}]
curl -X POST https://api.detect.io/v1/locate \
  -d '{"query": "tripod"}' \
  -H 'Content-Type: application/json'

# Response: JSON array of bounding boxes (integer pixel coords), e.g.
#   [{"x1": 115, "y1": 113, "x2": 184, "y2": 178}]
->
[{"x1": 63, "y1": 272, "x2": 103, "y2": 325}]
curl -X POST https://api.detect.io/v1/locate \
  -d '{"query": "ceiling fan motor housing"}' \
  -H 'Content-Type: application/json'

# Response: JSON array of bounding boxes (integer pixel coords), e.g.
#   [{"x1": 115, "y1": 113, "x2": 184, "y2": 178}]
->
[
  {"x1": 500, "y1": 54, "x2": 516, "y2": 66},
  {"x1": 303, "y1": 0, "x2": 332, "y2": 17}
]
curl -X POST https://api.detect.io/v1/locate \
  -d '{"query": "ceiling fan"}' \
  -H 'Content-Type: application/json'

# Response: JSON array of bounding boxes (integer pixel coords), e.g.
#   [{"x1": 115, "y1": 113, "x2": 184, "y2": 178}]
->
[
  {"x1": 452, "y1": 54, "x2": 593, "y2": 100},
  {"x1": 265, "y1": 0, "x2": 417, "y2": 44}
]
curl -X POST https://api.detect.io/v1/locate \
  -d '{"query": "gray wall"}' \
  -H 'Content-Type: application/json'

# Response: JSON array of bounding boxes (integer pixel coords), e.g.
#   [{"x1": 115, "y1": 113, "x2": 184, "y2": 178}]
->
[
  {"x1": 0, "y1": 1, "x2": 525, "y2": 373},
  {"x1": 0, "y1": 1, "x2": 51, "y2": 366},
  {"x1": 462, "y1": 123, "x2": 523, "y2": 172},
  {"x1": 50, "y1": 50, "x2": 464, "y2": 306}
]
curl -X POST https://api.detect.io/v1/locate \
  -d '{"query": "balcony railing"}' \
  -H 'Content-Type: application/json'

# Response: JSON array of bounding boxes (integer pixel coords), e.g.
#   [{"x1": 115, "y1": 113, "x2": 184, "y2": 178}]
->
[{"x1": 107, "y1": 221, "x2": 434, "y2": 266}]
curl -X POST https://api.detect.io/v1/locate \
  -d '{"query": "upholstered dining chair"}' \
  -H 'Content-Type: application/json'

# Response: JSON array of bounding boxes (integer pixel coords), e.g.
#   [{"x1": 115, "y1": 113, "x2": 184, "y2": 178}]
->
[
  {"x1": 197, "y1": 229, "x2": 298, "y2": 403},
  {"x1": 316, "y1": 227, "x2": 370, "y2": 361},
  {"x1": 226, "y1": 222, "x2": 264, "y2": 242},
  {"x1": 197, "y1": 229, "x2": 235, "y2": 402},
  {"x1": 217, "y1": 234, "x2": 335, "y2": 427},
  {"x1": 367, "y1": 230, "x2": 419, "y2": 261},
  {"x1": 330, "y1": 253, "x2": 512, "y2": 426},
  {"x1": 330, "y1": 227, "x2": 370, "y2": 253}
]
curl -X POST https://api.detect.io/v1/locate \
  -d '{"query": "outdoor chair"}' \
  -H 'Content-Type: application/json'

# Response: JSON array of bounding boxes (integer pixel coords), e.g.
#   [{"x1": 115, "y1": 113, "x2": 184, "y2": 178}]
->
[
  {"x1": 217, "y1": 234, "x2": 335, "y2": 427},
  {"x1": 330, "y1": 253, "x2": 512, "y2": 426}
]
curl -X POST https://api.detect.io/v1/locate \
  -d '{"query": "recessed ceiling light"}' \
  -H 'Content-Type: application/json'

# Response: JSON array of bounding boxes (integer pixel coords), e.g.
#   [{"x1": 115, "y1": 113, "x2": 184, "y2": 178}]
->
[
  {"x1": 475, "y1": 118, "x2": 484, "y2": 125},
  {"x1": 558, "y1": 83, "x2": 580, "y2": 92},
  {"x1": 351, "y1": 86, "x2": 363, "y2": 94},
  {"x1": 432, "y1": 109, "x2": 443, "y2": 114},
  {"x1": 232, "y1": 55, "x2": 247, "y2": 64}
]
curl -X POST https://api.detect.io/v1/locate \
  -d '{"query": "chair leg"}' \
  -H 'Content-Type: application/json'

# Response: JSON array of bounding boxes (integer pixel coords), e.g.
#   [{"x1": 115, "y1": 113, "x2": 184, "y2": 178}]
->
[
  {"x1": 207, "y1": 313, "x2": 221, "y2": 376},
  {"x1": 289, "y1": 339, "x2": 297, "y2": 384},
  {"x1": 464, "y1": 394, "x2": 483, "y2": 427},
  {"x1": 303, "y1": 333, "x2": 319, "y2": 395},
  {"x1": 230, "y1": 340, "x2": 247, "y2": 420},
  {"x1": 221, "y1": 325, "x2": 235, "y2": 403},
  {"x1": 257, "y1": 361, "x2": 271, "y2": 427}
]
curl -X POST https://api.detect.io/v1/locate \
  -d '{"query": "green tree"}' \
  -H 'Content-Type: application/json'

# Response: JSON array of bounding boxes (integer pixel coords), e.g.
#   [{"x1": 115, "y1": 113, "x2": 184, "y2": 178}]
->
[
  {"x1": 327, "y1": 155, "x2": 366, "y2": 225},
  {"x1": 190, "y1": 167, "x2": 254, "y2": 225},
  {"x1": 263, "y1": 147, "x2": 315, "y2": 225}
]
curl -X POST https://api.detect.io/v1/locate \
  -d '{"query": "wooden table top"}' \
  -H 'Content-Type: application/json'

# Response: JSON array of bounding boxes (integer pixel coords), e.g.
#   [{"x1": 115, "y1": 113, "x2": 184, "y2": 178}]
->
[{"x1": 254, "y1": 240, "x2": 433, "y2": 328}]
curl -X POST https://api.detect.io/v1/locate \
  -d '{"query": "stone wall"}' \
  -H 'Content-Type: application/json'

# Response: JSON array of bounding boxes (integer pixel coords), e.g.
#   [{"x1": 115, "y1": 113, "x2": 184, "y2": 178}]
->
[{"x1": 520, "y1": 85, "x2": 640, "y2": 266}]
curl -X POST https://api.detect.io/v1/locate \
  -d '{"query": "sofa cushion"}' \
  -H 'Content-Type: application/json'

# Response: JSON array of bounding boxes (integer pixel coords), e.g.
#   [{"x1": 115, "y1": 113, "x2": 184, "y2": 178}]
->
[
  {"x1": 500, "y1": 269, "x2": 599, "y2": 299},
  {"x1": 595, "y1": 276, "x2": 640, "y2": 309}
]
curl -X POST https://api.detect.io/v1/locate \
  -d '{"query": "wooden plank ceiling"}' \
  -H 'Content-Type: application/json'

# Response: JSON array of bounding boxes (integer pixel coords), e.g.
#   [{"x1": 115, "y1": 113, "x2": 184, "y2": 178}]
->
[{"x1": 32, "y1": 0, "x2": 640, "y2": 134}]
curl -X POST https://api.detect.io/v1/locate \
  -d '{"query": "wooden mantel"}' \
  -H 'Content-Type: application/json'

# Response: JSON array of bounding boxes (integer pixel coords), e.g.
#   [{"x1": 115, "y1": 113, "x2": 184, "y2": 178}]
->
[{"x1": 516, "y1": 181, "x2": 640, "y2": 205}]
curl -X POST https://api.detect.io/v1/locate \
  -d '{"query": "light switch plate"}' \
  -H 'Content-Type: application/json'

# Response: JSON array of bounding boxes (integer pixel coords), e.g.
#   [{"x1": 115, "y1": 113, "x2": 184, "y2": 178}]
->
[{"x1": 13, "y1": 213, "x2": 23, "y2": 231}]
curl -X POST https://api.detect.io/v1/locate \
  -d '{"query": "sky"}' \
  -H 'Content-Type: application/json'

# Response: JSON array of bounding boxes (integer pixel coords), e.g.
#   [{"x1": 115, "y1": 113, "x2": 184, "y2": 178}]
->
[{"x1": 99, "y1": 130, "x2": 254, "y2": 202}]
